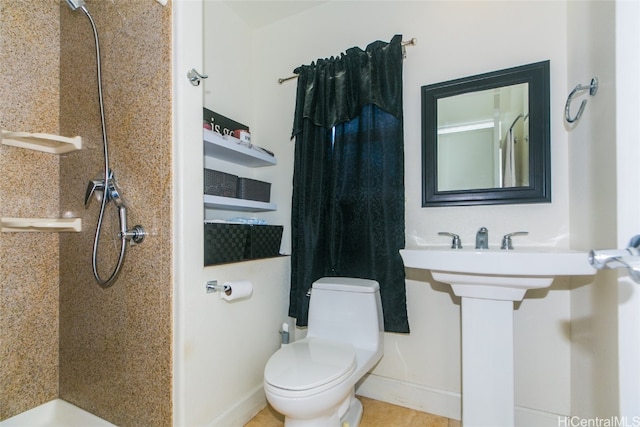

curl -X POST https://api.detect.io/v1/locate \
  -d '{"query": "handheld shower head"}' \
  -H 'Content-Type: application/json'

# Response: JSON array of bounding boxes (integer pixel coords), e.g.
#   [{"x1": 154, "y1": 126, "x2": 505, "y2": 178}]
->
[{"x1": 65, "y1": 0, "x2": 86, "y2": 11}]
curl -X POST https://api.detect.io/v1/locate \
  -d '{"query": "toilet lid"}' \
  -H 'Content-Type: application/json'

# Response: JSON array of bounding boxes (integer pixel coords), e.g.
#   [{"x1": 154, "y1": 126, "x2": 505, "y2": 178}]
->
[{"x1": 264, "y1": 339, "x2": 356, "y2": 391}]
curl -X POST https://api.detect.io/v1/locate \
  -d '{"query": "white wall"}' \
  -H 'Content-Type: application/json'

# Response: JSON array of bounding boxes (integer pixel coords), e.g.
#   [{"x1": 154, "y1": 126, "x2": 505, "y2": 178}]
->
[
  {"x1": 616, "y1": 0, "x2": 640, "y2": 417},
  {"x1": 567, "y1": 0, "x2": 619, "y2": 418},
  {"x1": 174, "y1": 2, "x2": 291, "y2": 426}
]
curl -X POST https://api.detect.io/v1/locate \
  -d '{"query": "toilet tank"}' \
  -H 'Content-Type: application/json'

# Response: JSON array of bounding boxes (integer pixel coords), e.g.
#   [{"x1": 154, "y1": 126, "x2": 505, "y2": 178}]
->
[{"x1": 307, "y1": 277, "x2": 384, "y2": 351}]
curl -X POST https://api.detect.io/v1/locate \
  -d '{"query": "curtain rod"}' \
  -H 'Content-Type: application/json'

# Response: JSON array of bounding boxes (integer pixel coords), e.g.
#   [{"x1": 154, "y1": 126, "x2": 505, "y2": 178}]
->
[{"x1": 278, "y1": 37, "x2": 417, "y2": 84}]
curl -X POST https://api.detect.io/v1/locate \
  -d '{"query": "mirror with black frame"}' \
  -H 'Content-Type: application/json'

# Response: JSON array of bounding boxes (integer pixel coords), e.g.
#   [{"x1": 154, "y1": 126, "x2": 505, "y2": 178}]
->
[{"x1": 421, "y1": 60, "x2": 550, "y2": 207}]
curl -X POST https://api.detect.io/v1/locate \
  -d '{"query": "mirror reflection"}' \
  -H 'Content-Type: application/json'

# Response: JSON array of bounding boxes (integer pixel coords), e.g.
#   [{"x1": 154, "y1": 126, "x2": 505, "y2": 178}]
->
[
  {"x1": 437, "y1": 83, "x2": 528, "y2": 191},
  {"x1": 421, "y1": 60, "x2": 550, "y2": 207}
]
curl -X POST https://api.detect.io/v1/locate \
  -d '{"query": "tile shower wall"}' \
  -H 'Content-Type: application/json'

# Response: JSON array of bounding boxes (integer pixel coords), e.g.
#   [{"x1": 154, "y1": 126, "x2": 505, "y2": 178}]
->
[
  {"x1": 0, "y1": 1, "x2": 173, "y2": 425},
  {"x1": 0, "y1": 1, "x2": 61, "y2": 419},
  {"x1": 58, "y1": 1, "x2": 172, "y2": 426}
]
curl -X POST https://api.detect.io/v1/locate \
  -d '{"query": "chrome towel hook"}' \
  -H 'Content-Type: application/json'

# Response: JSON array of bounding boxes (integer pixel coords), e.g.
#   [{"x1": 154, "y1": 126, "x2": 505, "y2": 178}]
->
[
  {"x1": 565, "y1": 77, "x2": 598, "y2": 124},
  {"x1": 187, "y1": 68, "x2": 208, "y2": 86}
]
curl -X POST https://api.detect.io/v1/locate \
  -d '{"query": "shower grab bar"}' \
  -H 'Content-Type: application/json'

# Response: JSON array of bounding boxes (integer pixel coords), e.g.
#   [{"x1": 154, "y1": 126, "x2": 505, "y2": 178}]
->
[{"x1": 565, "y1": 77, "x2": 598, "y2": 124}]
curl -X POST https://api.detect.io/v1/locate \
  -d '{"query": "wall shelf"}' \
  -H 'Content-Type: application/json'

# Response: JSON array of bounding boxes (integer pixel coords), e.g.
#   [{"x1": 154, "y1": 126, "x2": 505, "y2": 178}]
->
[
  {"x1": 203, "y1": 128, "x2": 277, "y2": 212},
  {"x1": 1, "y1": 130, "x2": 82, "y2": 154},
  {"x1": 203, "y1": 129, "x2": 276, "y2": 167},
  {"x1": 1, "y1": 217, "x2": 82, "y2": 233},
  {"x1": 204, "y1": 195, "x2": 276, "y2": 212},
  {"x1": 1, "y1": 131, "x2": 83, "y2": 233}
]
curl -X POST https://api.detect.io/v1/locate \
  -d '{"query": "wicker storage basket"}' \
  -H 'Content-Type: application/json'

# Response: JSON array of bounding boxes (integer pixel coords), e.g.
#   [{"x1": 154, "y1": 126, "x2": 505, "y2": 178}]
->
[
  {"x1": 237, "y1": 177, "x2": 271, "y2": 202},
  {"x1": 244, "y1": 225, "x2": 283, "y2": 259},
  {"x1": 203, "y1": 223, "x2": 248, "y2": 265},
  {"x1": 204, "y1": 169, "x2": 237, "y2": 198}
]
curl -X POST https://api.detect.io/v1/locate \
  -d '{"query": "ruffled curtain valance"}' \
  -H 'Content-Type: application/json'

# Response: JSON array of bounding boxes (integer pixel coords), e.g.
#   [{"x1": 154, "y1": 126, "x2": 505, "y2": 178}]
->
[{"x1": 292, "y1": 34, "x2": 403, "y2": 137}]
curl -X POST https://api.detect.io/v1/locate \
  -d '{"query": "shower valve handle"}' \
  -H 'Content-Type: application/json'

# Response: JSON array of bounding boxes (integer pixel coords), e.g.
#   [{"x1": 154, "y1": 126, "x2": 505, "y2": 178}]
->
[
  {"x1": 85, "y1": 169, "x2": 119, "y2": 208},
  {"x1": 85, "y1": 179, "x2": 104, "y2": 207}
]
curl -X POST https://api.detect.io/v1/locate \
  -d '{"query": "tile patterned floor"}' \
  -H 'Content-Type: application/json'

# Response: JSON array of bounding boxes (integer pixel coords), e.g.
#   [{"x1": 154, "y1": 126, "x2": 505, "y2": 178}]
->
[{"x1": 244, "y1": 396, "x2": 462, "y2": 427}]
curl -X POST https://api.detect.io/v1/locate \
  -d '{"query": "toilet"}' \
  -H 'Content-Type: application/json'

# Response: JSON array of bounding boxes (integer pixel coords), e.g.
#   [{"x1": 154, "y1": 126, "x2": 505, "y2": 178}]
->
[{"x1": 263, "y1": 277, "x2": 384, "y2": 427}]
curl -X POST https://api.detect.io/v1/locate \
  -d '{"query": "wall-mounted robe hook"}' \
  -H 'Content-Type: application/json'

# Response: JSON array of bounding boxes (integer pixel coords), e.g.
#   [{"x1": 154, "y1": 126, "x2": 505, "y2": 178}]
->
[
  {"x1": 187, "y1": 68, "x2": 208, "y2": 86},
  {"x1": 565, "y1": 77, "x2": 598, "y2": 124}
]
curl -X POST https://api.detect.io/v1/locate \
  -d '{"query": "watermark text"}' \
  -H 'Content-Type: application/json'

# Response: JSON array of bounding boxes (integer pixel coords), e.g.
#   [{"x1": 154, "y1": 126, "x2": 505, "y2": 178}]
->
[{"x1": 558, "y1": 416, "x2": 640, "y2": 427}]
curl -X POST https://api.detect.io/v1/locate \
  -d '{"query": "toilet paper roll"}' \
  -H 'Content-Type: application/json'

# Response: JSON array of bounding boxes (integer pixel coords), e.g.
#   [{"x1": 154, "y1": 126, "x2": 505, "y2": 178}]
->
[{"x1": 220, "y1": 280, "x2": 253, "y2": 301}]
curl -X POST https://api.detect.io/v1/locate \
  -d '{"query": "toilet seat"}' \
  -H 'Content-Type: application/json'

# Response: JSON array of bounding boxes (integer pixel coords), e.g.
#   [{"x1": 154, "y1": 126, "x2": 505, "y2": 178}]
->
[{"x1": 264, "y1": 338, "x2": 356, "y2": 393}]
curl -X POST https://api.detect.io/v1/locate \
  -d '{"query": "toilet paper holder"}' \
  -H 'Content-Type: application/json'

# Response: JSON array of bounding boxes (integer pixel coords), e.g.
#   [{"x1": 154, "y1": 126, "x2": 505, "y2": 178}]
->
[{"x1": 206, "y1": 280, "x2": 231, "y2": 296}]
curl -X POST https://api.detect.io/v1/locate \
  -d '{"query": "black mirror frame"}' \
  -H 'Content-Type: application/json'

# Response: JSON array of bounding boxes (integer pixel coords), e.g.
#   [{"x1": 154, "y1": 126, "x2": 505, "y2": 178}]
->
[{"x1": 421, "y1": 60, "x2": 551, "y2": 207}]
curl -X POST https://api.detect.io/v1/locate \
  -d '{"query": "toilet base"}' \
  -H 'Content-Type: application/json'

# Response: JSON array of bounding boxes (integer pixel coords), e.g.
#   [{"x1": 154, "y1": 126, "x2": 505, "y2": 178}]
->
[
  {"x1": 280, "y1": 393, "x2": 364, "y2": 427},
  {"x1": 340, "y1": 395, "x2": 363, "y2": 427}
]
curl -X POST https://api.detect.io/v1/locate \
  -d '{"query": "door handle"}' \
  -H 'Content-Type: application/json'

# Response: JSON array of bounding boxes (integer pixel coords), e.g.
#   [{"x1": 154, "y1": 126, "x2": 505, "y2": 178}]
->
[{"x1": 589, "y1": 234, "x2": 640, "y2": 283}]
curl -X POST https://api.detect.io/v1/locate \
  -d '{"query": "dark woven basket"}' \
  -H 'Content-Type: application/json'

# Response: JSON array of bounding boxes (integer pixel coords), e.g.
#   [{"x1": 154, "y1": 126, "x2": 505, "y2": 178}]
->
[
  {"x1": 204, "y1": 169, "x2": 237, "y2": 198},
  {"x1": 237, "y1": 178, "x2": 271, "y2": 202},
  {"x1": 245, "y1": 225, "x2": 283, "y2": 259},
  {"x1": 204, "y1": 223, "x2": 248, "y2": 265}
]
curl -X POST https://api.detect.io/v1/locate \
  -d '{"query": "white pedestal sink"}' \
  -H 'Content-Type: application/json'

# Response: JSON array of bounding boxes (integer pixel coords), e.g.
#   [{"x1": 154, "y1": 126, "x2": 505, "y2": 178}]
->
[{"x1": 400, "y1": 247, "x2": 595, "y2": 427}]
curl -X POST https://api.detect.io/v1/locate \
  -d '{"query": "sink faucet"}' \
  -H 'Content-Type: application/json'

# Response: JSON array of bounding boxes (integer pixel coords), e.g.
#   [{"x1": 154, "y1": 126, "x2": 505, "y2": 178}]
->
[
  {"x1": 438, "y1": 232, "x2": 463, "y2": 249},
  {"x1": 501, "y1": 231, "x2": 529, "y2": 250},
  {"x1": 475, "y1": 227, "x2": 489, "y2": 249}
]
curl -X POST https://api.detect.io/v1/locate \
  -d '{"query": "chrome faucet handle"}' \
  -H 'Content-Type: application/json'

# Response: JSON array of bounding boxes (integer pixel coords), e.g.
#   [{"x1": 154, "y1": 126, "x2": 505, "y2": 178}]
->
[
  {"x1": 84, "y1": 179, "x2": 104, "y2": 208},
  {"x1": 84, "y1": 169, "x2": 115, "y2": 208},
  {"x1": 438, "y1": 232, "x2": 462, "y2": 249},
  {"x1": 500, "y1": 231, "x2": 529, "y2": 250}
]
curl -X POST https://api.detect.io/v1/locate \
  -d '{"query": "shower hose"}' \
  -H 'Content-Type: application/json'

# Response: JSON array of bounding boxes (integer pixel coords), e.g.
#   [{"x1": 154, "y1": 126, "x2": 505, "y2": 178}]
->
[{"x1": 78, "y1": 5, "x2": 145, "y2": 288}]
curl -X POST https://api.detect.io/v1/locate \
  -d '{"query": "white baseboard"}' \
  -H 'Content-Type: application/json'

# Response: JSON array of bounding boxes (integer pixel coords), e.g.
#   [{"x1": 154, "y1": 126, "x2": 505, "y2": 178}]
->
[
  {"x1": 211, "y1": 375, "x2": 565, "y2": 426},
  {"x1": 515, "y1": 406, "x2": 567, "y2": 427},
  {"x1": 210, "y1": 385, "x2": 267, "y2": 427},
  {"x1": 356, "y1": 374, "x2": 565, "y2": 426},
  {"x1": 355, "y1": 374, "x2": 462, "y2": 420}
]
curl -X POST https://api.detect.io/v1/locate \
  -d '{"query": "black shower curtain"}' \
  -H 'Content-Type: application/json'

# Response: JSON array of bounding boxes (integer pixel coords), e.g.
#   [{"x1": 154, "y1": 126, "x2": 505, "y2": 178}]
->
[{"x1": 289, "y1": 35, "x2": 409, "y2": 333}]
